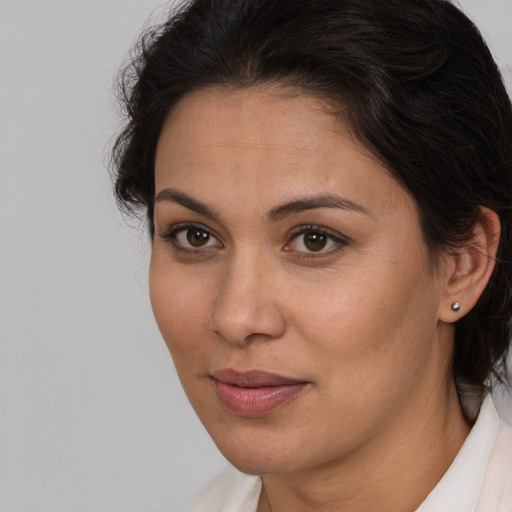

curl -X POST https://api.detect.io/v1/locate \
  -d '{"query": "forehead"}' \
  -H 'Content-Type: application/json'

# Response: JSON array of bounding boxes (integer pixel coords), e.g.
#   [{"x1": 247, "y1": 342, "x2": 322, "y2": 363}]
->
[
  {"x1": 154, "y1": 85, "x2": 408, "y2": 215},
  {"x1": 156, "y1": 86, "x2": 344, "y2": 166}
]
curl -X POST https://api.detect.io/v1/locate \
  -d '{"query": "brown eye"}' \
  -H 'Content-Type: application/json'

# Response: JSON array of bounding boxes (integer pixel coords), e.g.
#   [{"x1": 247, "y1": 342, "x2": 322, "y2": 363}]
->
[
  {"x1": 172, "y1": 226, "x2": 220, "y2": 249},
  {"x1": 186, "y1": 228, "x2": 210, "y2": 247},
  {"x1": 288, "y1": 228, "x2": 343, "y2": 254},
  {"x1": 303, "y1": 232, "x2": 327, "y2": 251}
]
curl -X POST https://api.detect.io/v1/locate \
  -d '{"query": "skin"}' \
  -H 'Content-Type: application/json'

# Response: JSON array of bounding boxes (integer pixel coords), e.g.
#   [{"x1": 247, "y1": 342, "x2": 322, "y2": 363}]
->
[{"x1": 150, "y1": 85, "x2": 493, "y2": 512}]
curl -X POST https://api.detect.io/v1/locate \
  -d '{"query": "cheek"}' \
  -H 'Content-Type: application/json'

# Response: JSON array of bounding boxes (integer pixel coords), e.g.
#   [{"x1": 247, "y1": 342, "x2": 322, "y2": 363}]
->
[{"x1": 292, "y1": 256, "x2": 439, "y2": 389}]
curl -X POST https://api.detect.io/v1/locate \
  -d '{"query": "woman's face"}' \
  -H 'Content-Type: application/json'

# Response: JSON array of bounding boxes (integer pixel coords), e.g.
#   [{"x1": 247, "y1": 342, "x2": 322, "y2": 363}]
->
[{"x1": 151, "y1": 86, "x2": 454, "y2": 475}]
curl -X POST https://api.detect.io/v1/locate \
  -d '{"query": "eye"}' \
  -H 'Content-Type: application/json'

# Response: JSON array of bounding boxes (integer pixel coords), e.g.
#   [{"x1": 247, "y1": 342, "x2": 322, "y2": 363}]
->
[
  {"x1": 286, "y1": 226, "x2": 346, "y2": 254},
  {"x1": 176, "y1": 227, "x2": 214, "y2": 248},
  {"x1": 162, "y1": 224, "x2": 221, "y2": 251}
]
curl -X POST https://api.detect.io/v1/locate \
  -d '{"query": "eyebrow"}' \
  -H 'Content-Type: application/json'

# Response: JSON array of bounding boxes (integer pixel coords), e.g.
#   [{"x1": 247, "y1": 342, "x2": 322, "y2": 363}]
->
[
  {"x1": 154, "y1": 188, "x2": 367, "y2": 222},
  {"x1": 268, "y1": 195, "x2": 368, "y2": 222},
  {"x1": 155, "y1": 188, "x2": 220, "y2": 220}
]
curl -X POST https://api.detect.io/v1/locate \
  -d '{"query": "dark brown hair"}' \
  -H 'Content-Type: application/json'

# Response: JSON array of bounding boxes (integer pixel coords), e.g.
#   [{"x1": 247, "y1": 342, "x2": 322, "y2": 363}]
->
[{"x1": 112, "y1": 0, "x2": 512, "y2": 387}]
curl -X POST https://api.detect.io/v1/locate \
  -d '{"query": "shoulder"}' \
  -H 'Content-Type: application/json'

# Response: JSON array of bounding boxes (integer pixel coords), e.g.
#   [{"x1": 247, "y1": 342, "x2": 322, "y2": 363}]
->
[{"x1": 184, "y1": 465, "x2": 261, "y2": 512}]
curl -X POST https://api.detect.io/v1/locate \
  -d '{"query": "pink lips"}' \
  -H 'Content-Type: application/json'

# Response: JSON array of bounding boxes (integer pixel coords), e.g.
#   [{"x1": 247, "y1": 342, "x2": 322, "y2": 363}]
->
[{"x1": 212, "y1": 369, "x2": 308, "y2": 417}]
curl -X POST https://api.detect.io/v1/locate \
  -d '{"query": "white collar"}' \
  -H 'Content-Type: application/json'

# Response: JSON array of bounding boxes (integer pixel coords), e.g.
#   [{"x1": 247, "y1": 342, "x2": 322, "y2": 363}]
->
[{"x1": 415, "y1": 394, "x2": 499, "y2": 512}]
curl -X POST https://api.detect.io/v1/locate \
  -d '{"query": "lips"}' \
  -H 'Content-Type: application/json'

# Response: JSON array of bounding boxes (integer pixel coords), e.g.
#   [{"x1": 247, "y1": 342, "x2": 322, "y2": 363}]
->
[{"x1": 211, "y1": 369, "x2": 308, "y2": 417}]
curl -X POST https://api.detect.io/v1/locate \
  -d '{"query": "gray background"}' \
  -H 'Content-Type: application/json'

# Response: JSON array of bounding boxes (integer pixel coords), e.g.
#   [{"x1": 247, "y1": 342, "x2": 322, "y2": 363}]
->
[{"x1": 1, "y1": 1, "x2": 511, "y2": 511}]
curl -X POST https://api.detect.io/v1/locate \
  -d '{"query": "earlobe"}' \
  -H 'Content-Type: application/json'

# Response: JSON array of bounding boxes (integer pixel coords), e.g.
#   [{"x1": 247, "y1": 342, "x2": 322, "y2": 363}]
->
[{"x1": 439, "y1": 206, "x2": 501, "y2": 323}]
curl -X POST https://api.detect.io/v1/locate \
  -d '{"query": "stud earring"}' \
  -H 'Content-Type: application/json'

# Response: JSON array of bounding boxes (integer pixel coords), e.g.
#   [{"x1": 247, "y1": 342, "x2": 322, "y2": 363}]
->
[{"x1": 451, "y1": 301, "x2": 461, "y2": 312}]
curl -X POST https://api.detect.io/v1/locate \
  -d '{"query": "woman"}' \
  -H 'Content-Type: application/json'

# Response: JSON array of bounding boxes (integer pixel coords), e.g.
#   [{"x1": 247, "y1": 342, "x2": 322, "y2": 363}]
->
[{"x1": 112, "y1": 0, "x2": 512, "y2": 510}]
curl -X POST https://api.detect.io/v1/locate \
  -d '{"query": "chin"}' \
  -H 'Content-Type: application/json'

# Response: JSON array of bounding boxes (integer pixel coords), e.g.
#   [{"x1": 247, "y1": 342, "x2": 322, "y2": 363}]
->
[
  {"x1": 208, "y1": 427, "x2": 313, "y2": 476},
  {"x1": 223, "y1": 452, "x2": 297, "y2": 477}
]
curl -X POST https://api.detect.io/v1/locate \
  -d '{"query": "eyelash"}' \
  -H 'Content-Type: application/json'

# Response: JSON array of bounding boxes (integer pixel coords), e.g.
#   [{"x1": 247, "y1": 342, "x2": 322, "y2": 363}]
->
[
  {"x1": 287, "y1": 225, "x2": 348, "y2": 258},
  {"x1": 159, "y1": 223, "x2": 348, "y2": 258},
  {"x1": 160, "y1": 223, "x2": 222, "y2": 254}
]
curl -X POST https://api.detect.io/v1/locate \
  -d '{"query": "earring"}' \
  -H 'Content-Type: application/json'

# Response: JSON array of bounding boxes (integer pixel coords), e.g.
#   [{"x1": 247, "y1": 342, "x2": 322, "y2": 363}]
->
[{"x1": 451, "y1": 301, "x2": 461, "y2": 312}]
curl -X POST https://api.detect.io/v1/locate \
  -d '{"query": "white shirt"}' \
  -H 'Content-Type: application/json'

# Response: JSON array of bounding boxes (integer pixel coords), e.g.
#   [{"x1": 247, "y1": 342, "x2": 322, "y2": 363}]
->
[{"x1": 185, "y1": 393, "x2": 512, "y2": 512}]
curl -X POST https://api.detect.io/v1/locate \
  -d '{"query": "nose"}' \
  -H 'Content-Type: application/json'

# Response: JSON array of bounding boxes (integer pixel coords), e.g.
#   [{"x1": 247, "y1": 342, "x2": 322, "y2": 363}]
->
[{"x1": 208, "y1": 252, "x2": 287, "y2": 346}]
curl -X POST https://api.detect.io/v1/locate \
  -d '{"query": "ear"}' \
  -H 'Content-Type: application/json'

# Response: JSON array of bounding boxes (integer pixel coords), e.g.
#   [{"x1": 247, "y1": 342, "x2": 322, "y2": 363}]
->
[{"x1": 439, "y1": 206, "x2": 501, "y2": 323}]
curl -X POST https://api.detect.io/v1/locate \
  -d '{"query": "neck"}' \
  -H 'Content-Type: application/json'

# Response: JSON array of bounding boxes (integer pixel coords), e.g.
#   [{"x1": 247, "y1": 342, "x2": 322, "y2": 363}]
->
[{"x1": 258, "y1": 379, "x2": 470, "y2": 512}]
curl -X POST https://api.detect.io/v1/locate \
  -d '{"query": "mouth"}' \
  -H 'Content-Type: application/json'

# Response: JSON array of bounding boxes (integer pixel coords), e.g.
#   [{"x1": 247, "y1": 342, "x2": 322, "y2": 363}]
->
[{"x1": 211, "y1": 369, "x2": 309, "y2": 417}]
